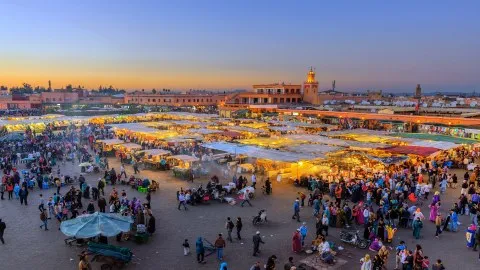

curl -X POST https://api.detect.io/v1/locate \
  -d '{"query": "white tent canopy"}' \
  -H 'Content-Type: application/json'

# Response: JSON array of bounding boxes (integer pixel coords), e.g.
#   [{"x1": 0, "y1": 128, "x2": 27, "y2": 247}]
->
[
  {"x1": 202, "y1": 142, "x2": 317, "y2": 162},
  {"x1": 285, "y1": 134, "x2": 389, "y2": 149},
  {"x1": 168, "y1": 155, "x2": 200, "y2": 162},
  {"x1": 188, "y1": 128, "x2": 223, "y2": 135},
  {"x1": 138, "y1": 149, "x2": 171, "y2": 156},
  {"x1": 285, "y1": 144, "x2": 340, "y2": 158}
]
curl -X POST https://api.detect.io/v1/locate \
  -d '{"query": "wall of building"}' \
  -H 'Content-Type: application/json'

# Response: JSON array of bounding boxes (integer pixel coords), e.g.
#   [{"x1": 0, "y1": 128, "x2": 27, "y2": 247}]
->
[
  {"x1": 124, "y1": 93, "x2": 227, "y2": 106},
  {"x1": 41, "y1": 92, "x2": 80, "y2": 103}
]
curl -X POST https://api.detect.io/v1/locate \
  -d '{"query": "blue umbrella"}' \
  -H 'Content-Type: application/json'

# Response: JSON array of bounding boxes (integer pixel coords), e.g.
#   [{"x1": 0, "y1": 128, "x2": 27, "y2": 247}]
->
[{"x1": 60, "y1": 212, "x2": 133, "y2": 238}]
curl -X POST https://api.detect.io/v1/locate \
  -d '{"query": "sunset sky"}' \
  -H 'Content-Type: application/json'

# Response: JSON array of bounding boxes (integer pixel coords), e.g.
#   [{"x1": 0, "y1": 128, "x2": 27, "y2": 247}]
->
[{"x1": 1, "y1": 1, "x2": 479, "y2": 92}]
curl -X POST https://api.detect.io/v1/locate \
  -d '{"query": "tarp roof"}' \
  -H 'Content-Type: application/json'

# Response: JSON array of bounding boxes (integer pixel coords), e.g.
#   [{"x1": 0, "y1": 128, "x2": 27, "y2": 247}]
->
[
  {"x1": 202, "y1": 142, "x2": 317, "y2": 162},
  {"x1": 383, "y1": 146, "x2": 439, "y2": 157},
  {"x1": 188, "y1": 128, "x2": 223, "y2": 135},
  {"x1": 168, "y1": 155, "x2": 199, "y2": 162},
  {"x1": 118, "y1": 143, "x2": 142, "y2": 150},
  {"x1": 138, "y1": 149, "x2": 171, "y2": 156},
  {"x1": 96, "y1": 139, "x2": 125, "y2": 145},
  {"x1": 409, "y1": 140, "x2": 459, "y2": 150},
  {"x1": 392, "y1": 133, "x2": 477, "y2": 144},
  {"x1": 285, "y1": 134, "x2": 389, "y2": 149}
]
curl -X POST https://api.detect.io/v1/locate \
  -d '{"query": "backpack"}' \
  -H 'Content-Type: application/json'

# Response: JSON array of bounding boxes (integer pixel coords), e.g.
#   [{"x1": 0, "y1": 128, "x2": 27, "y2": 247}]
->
[{"x1": 40, "y1": 212, "x2": 47, "y2": 221}]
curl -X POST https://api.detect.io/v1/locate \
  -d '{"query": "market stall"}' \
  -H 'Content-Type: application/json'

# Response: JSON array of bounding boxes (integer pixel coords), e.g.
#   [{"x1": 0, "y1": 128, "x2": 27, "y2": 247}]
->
[
  {"x1": 168, "y1": 155, "x2": 201, "y2": 179},
  {"x1": 137, "y1": 149, "x2": 171, "y2": 170},
  {"x1": 113, "y1": 143, "x2": 142, "y2": 163},
  {"x1": 96, "y1": 139, "x2": 125, "y2": 153}
]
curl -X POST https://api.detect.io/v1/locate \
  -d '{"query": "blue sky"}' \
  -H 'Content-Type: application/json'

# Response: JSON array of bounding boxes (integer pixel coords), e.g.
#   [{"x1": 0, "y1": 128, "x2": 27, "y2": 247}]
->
[{"x1": 0, "y1": 0, "x2": 478, "y2": 92}]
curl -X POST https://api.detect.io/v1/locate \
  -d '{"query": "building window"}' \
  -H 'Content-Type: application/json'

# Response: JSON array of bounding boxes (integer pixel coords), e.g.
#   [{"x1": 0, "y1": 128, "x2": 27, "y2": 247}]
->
[
  {"x1": 148, "y1": 99, "x2": 150, "y2": 102},
  {"x1": 264, "y1": 98, "x2": 268, "y2": 103},
  {"x1": 177, "y1": 99, "x2": 179, "y2": 102},
  {"x1": 253, "y1": 98, "x2": 259, "y2": 104},
  {"x1": 286, "y1": 98, "x2": 290, "y2": 103},
  {"x1": 296, "y1": 89, "x2": 300, "y2": 94},
  {"x1": 273, "y1": 98, "x2": 278, "y2": 103},
  {"x1": 277, "y1": 89, "x2": 281, "y2": 94},
  {"x1": 164, "y1": 99, "x2": 167, "y2": 102},
  {"x1": 280, "y1": 98, "x2": 284, "y2": 103},
  {"x1": 285, "y1": 89, "x2": 289, "y2": 94},
  {"x1": 188, "y1": 99, "x2": 191, "y2": 102},
  {"x1": 152, "y1": 99, "x2": 156, "y2": 102}
]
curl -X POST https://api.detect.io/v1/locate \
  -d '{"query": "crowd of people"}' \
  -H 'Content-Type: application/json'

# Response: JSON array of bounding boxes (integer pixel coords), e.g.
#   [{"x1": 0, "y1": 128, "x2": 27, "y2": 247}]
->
[{"x1": 0, "y1": 124, "x2": 155, "y2": 252}]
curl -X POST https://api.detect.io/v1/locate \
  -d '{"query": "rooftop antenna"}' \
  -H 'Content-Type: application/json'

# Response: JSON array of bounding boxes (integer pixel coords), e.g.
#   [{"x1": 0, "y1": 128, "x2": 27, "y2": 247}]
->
[{"x1": 332, "y1": 80, "x2": 336, "y2": 91}]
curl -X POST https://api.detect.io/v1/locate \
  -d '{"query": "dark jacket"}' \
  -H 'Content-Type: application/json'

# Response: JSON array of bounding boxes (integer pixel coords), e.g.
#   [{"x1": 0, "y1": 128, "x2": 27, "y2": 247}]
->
[
  {"x1": 0, "y1": 221, "x2": 6, "y2": 233},
  {"x1": 252, "y1": 234, "x2": 264, "y2": 246},
  {"x1": 147, "y1": 215, "x2": 156, "y2": 234},
  {"x1": 98, "y1": 198, "x2": 106, "y2": 208}
]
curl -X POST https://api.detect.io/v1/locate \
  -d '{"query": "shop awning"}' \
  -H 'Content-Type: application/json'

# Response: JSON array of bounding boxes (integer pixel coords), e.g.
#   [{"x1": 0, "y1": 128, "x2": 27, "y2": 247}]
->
[{"x1": 383, "y1": 146, "x2": 439, "y2": 157}]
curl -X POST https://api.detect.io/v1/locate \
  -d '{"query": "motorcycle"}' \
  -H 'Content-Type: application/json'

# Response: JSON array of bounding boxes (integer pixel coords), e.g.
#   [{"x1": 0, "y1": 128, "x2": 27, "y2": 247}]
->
[
  {"x1": 252, "y1": 209, "x2": 268, "y2": 225},
  {"x1": 339, "y1": 230, "x2": 368, "y2": 249}
]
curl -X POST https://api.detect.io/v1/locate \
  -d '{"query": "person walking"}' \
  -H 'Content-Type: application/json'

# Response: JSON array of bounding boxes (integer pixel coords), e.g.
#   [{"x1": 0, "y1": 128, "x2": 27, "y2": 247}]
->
[
  {"x1": 133, "y1": 161, "x2": 140, "y2": 174},
  {"x1": 412, "y1": 217, "x2": 423, "y2": 239},
  {"x1": 435, "y1": 213, "x2": 442, "y2": 238},
  {"x1": 0, "y1": 181, "x2": 5, "y2": 200},
  {"x1": 236, "y1": 217, "x2": 243, "y2": 240},
  {"x1": 360, "y1": 254, "x2": 372, "y2": 270},
  {"x1": 0, "y1": 219, "x2": 6, "y2": 244},
  {"x1": 196, "y1": 237, "x2": 206, "y2": 264},
  {"x1": 214, "y1": 234, "x2": 226, "y2": 261},
  {"x1": 19, "y1": 186, "x2": 28, "y2": 205},
  {"x1": 38, "y1": 194, "x2": 45, "y2": 212},
  {"x1": 241, "y1": 189, "x2": 252, "y2": 207},
  {"x1": 6, "y1": 182, "x2": 13, "y2": 200},
  {"x1": 252, "y1": 231, "x2": 265, "y2": 256},
  {"x1": 97, "y1": 179, "x2": 105, "y2": 196},
  {"x1": 251, "y1": 173, "x2": 257, "y2": 189},
  {"x1": 225, "y1": 217, "x2": 235, "y2": 242},
  {"x1": 98, "y1": 196, "x2": 107, "y2": 213},
  {"x1": 39, "y1": 209, "x2": 48, "y2": 231},
  {"x1": 120, "y1": 165, "x2": 127, "y2": 179},
  {"x1": 178, "y1": 192, "x2": 188, "y2": 210},
  {"x1": 182, "y1": 239, "x2": 190, "y2": 256},
  {"x1": 292, "y1": 198, "x2": 301, "y2": 222},
  {"x1": 299, "y1": 222, "x2": 308, "y2": 246}
]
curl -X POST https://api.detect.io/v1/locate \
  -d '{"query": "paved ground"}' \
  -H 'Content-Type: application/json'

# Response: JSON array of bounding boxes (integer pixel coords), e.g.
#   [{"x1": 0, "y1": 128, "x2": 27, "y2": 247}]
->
[{"x1": 1, "y1": 155, "x2": 479, "y2": 270}]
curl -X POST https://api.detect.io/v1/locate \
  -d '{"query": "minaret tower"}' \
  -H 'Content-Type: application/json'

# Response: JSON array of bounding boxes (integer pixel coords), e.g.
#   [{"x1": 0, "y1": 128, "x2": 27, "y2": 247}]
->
[{"x1": 302, "y1": 67, "x2": 319, "y2": 104}]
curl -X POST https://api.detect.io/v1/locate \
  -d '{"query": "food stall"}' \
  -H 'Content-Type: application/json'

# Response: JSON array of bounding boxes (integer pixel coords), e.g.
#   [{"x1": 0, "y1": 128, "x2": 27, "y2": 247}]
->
[
  {"x1": 137, "y1": 149, "x2": 171, "y2": 170},
  {"x1": 96, "y1": 139, "x2": 125, "y2": 154},
  {"x1": 168, "y1": 155, "x2": 201, "y2": 179},
  {"x1": 113, "y1": 143, "x2": 143, "y2": 163}
]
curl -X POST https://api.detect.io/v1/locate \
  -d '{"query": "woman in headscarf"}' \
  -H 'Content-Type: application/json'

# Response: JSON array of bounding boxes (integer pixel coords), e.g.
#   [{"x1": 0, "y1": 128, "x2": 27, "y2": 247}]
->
[
  {"x1": 292, "y1": 229, "x2": 302, "y2": 253},
  {"x1": 360, "y1": 254, "x2": 372, "y2": 270},
  {"x1": 429, "y1": 202, "x2": 440, "y2": 222},
  {"x1": 195, "y1": 237, "x2": 205, "y2": 263},
  {"x1": 412, "y1": 217, "x2": 423, "y2": 239}
]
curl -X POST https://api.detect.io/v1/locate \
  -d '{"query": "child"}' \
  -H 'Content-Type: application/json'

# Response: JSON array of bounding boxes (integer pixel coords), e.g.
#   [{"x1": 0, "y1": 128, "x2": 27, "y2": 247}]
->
[
  {"x1": 422, "y1": 256, "x2": 430, "y2": 270},
  {"x1": 182, "y1": 239, "x2": 190, "y2": 255}
]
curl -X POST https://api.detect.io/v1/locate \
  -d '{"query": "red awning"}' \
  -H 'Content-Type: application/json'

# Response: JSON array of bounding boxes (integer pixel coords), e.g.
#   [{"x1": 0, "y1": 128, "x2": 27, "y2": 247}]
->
[
  {"x1": 221, "y1": 131, "x2": 242, "y2": 138},
  {"x1": 383, "y1": 146, "x2": 439, "y2": 157}
]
